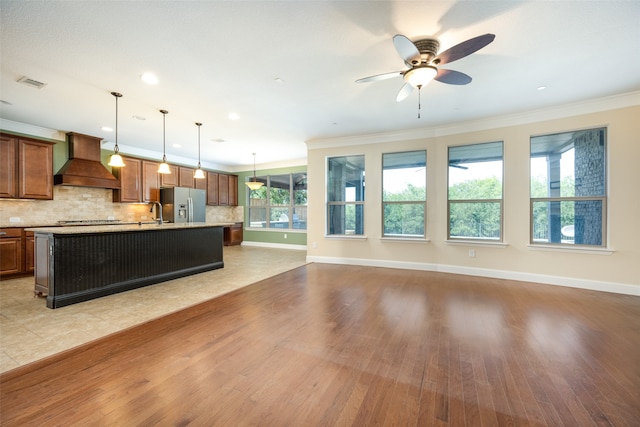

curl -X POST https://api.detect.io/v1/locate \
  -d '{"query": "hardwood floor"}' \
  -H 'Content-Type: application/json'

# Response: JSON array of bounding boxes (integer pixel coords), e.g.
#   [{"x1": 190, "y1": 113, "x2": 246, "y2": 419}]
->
[{"x1": 1, "y1": 264, "x2": 639, "y2": 426}]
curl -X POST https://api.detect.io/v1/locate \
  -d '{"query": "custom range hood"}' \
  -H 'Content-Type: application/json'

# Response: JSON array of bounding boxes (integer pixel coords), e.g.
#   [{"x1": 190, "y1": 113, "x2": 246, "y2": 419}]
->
[{"x1": 54, "y1": 132, "x2": 120, "y2": 189}]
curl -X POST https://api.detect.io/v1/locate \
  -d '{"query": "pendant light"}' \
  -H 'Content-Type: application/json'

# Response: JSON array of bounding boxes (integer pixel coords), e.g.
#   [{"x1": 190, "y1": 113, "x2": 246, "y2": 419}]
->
[
  {"x1": 194, "y1": 122, "x2": 205, "y2": 179},
  {"x1": 157, "y1": 109, "x2": 171, "y2": 174},
  {"x1": 107, "y1": 92, "x2": 125, "y2": 167},
  {"x1": 245, "y1": 153, "x2": 264, "y2": 190}
]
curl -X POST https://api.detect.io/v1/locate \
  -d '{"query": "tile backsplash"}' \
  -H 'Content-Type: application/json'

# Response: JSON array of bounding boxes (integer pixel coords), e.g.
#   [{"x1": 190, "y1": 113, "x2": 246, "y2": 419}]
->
[{"x1": 0, "y1": 186, "x2": 243, "y2": 227}]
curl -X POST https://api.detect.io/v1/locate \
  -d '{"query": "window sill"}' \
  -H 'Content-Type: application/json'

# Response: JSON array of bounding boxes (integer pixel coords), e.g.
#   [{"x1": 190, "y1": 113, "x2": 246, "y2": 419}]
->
[
  {"x1": 380, "y1": 237, "x2": 430, "y2": 243},
  {"x1": 445, "y1": 240, "x2": 508, "y2": 248},
  {"x1": 245, "y1": 227, "x2": 306, "y2": 234},
  {"x1": 527, "y1": 244, "x2": 614, "y2": 255},
  {"x1": 324, "y1": 234, "x2": 368, "y2": 241}
]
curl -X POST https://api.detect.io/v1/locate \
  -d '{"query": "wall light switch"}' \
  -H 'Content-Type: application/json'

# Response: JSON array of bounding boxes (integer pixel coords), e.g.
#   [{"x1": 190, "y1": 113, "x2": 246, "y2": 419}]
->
[
  {"x1": 9, "y1": 217, "x2": 21, "y2": 223},
  {"x1": 469, "y1": 249, "x2": 476, "y2": 258}
]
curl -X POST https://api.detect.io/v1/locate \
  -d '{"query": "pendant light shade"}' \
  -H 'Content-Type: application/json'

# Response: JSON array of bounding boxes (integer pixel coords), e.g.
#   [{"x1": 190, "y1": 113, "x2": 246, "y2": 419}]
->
[
  {"x1": 245, "y1": 153, "x2": 264, "y2": 190},
  {"x1": 158, "y1": 109, "x2": 171, "y2": 174},
  {"x1": 107, "y1": 92, "x2": 125, "y2": 167},
  {"x1": 194, "y1": 122, "x2": 205, "y2": 179}
]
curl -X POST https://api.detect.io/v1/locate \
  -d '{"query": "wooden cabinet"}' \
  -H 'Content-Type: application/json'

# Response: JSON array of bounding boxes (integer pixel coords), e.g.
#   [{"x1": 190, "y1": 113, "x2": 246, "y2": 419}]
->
[
  {"x1": 25, "y1": 231, "x2": 35, "y2": 273},
  {"x1": 0, "y1": 228, "x2": 35, "y2": 278},
  {"x1": 228, "y1": 175, "x2": 238, "y2": 206},
  {"x1": 207, "y1": 172, "x2": 219, "y2": 205},
  {"x1": 160, "y1": 165, "x2": 179, "y2": 187},
  {"x1": 195, "y1": 172, "x2": 207, "y2": 191},
  {"x1": 0, "y1": 134, "x2": 54, "y2": 200},
  {"x1": 112, "y1": 157, "x2": 142, "y2": 203},
  {"x1": 223, "y1": 222, "x2": 243, "y2": 246},
  {"x1": 113, "y1": 158, "x2": 159, "y2": 203},
  {"x1": 179, "y1": 167, "x2": 195, "y2": 188},
  {"x1": 205, "y1": 172, "x2": 238, "y2": 206},
  {"x1": 0, "y1": 228, "x2": 22, "y2": 276},
  {"x1": 142, "y1": 160, "x2": 159, "y2": 202},
  {"x1": 218, "y1": 174, "x2": 229, "y2": 205},
  {"x1": 110, "y1": 154, "x2": 235, "y2": 206}
]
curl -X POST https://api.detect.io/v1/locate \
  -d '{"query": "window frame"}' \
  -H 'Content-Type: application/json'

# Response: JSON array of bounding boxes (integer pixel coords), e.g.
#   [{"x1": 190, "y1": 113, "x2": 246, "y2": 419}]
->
[
  {"x1": 447, "y1": 141, "x2": 504, "y2": 242},
  {"x1": 381, "y1": 150, "x2": 427, "y2": 239},
  {"x1": 326, "y1": 154, "x2": 365, "y2": 237},
  {"x1": 246, "y1": 172, "x2": 307, "y2": 231},
  {"x1": 529, "y1": 127, "x2": 607, "y2": 247}
]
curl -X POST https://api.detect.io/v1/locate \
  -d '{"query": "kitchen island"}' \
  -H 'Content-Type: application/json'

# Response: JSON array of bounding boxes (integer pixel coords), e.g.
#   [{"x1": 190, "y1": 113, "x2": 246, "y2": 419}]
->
[{"x1": 29, "y1": 222, "x2": 228, "y2": 309}]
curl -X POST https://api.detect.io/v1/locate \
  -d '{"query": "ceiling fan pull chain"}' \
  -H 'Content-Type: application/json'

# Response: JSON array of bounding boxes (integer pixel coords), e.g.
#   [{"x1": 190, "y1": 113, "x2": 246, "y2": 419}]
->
[{"x1": 417, "y1": 85, "x2": 422, "y2": 119}]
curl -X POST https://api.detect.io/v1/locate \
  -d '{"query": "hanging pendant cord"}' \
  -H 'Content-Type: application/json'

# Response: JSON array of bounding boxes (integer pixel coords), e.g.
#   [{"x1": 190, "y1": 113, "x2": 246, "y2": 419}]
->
[
  {"x1": 115, "y1": 95, "x2": 119, "y2": 152},
  {"x1": 196, "y1": 122, "x2": 202, "y2": 168}
]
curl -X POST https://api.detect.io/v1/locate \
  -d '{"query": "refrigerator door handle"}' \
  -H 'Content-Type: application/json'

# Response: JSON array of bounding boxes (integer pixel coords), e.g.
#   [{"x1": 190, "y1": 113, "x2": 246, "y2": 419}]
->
[{"x1": 188, "y1": 197, "x2": 193, "y2": 222}]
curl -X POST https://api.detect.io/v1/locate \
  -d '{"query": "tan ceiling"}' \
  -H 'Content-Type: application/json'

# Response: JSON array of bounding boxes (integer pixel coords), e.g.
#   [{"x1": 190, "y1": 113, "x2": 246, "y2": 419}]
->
[{"x1": 1, "y1": 1, "x2": 639, "y2": 170}]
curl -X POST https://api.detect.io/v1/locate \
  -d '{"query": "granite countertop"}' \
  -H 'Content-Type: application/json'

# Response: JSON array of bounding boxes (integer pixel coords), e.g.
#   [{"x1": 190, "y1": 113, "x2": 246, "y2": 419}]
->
[{"x1": 27, "y1": 222, "x2": 234, "y2": 235}]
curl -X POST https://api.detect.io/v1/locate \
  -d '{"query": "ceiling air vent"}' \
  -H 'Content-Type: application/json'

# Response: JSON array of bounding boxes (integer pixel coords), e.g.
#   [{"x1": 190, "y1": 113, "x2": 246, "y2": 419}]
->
[{"x1": 17, "y1": 76, "x2": 47, "y2": 89}]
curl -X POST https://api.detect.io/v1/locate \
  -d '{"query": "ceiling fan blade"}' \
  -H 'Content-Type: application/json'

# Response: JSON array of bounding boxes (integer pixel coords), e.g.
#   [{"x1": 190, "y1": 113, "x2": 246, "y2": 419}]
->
[
  {"x1": 435, "y1": 33, "x2": 495, "y2": 65},
  {"x1": 434, "y1": 69, "x2": 472, "y2": 85},
  {"x1": 393, "y1": 34, "x2": 421, "y2": 66},
  {"x1": 355, "y1": 71, "x2": 403, "y2": 83},
  {"x1": 396, "y1": 82, "x2": 414, "y2": 102}
]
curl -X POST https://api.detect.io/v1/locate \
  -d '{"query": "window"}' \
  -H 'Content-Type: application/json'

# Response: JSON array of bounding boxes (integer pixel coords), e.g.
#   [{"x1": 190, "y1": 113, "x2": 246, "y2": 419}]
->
[
  {"x1": 382, "y1": 150, "x2": 426, "y2": 238},
  {"x1": 448, "y1": 141, "x2": 503, "y2": 240},
  {"x1": 530, "y1": 127, "x2": 606, "y2": 246},
  {"x1": 247, "y1": 173, "x2": 307, "y2": 230},
  {"x1": 327, "y1": 155, "x2": 365, "y2": 235}
]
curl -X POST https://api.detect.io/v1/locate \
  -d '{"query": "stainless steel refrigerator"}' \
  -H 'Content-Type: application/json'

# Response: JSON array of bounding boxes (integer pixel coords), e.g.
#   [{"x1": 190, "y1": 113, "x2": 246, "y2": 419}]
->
[{"x1": 160, "y1": 187, "x2": 206, "y2": 223}]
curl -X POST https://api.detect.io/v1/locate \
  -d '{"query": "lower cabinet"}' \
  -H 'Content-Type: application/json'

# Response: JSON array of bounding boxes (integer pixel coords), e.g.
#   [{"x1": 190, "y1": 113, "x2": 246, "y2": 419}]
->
[
  {"x1": 0, "y1": 228, "x2": 34, "y2": 278},
  {"x1": 223, "y1": 222, "x2": 243, "y2": 246}
]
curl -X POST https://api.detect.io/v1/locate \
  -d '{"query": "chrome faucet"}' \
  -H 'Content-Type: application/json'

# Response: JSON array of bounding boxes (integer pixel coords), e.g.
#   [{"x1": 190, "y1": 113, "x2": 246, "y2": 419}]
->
[{"x1": 150, "y1": 201, "x2": 163, "y2": 224}]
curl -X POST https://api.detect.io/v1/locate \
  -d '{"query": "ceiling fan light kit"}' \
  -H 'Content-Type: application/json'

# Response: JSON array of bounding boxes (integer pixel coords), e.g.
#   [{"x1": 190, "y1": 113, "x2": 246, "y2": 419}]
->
[{"x1": 404, "y1": 66, "x2": 438, "y2": 88}]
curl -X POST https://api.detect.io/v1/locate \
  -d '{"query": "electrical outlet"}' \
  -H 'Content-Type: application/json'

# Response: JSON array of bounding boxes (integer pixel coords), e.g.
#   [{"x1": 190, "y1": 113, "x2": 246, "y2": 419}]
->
[
  {"x1": 469, "y1": 249, "x2": 476, "y2": 258},
  {"x1": 9, "y1": 217, "x2": 21, "y2": 223},
  {"x1": 284, "y1": 234, "x2": 288, "y2": 239}
]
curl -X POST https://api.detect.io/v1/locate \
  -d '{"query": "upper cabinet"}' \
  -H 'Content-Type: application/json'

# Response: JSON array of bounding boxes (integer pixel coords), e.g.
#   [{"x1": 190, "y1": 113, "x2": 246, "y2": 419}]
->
[
  {"x1": 160, "y1": 164, "x2": 179, "y2": 187},
  {"x1": 111, "y1": 154, "x2": 236, "y2": 206},
  {"x1": 218, "y1": 174, "x2": 229, "y2": 205},
  {"x1": 112, "y1": 157, "x2": 142, "y2": 203},
  {"x1": 112, "y1": 156, "x2": 159, "y2": 203},
  {"x1": 206, "y1": 172, "x2": 238, "y2": 206},
  {"x1": 206, "y1": 172, "x2": 219, "y2": 205},
  {"x1": 142, "y1": 160, "x2": 160, "y2": 202},
  {"x1": 228, "y1": 175, "x2": 238, "y2": 206},
  {"x1": 178, "y1": 167, "x2": 195, "y2": 188},
  {"x1": 194, "y1": 173, "x2": 207, "y2": 191},
  {"x1": 0, "y1": 134, "x2": 54, "y2": 200}
]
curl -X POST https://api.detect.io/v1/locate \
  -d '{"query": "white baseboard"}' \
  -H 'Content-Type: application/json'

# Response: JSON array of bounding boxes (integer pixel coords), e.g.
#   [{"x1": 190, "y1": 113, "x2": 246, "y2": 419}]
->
[
  {"x1": 241, "y1": 241, "x2": 307, "y2": 251},
  {"x1": 305, "y1": 255, "x2": 640, "y2": 296}
]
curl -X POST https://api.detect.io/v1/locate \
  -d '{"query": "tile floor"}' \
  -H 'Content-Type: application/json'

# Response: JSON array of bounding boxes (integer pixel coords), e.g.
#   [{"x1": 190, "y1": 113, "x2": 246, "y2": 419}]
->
[{"x1": 0, "y1": 245, "x2": 307, "y2": 373}]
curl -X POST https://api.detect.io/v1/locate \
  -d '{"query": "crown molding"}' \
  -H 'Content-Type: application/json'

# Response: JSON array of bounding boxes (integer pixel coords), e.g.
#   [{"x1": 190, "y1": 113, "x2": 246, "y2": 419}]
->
[
  {"x1": 0, "y1": 118, "x2": 66, "y2": 141},
  {"x1": 305, "y1": 90, "x2": 640, "y2": 150}
]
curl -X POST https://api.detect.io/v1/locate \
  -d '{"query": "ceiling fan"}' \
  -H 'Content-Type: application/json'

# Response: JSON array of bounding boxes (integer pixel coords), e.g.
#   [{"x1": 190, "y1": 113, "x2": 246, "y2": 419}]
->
[{"x1": 356, "y1": 33, "x2": 495, "y2": 105}]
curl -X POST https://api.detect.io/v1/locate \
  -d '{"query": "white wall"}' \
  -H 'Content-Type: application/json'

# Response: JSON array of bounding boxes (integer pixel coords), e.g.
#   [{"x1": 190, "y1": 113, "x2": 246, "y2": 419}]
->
[{"x1": 306, "y1": 101, "x2": 640, "y2": 295}]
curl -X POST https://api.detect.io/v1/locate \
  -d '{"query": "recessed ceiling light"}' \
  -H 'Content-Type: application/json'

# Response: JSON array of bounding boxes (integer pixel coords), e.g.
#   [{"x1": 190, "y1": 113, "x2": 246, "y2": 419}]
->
[
  {"x1": 537, "y1": 85, "x2": 547, "y2": 91},
  {"x1": 132, "y1": 115, "x2": 146, "y2": 120},
  {"x1": 141, "y1": 72, "x2": 159, "y2": 85},
  {"x1": 211, "y1": 138, "x2": 226, "y2": 143},
  {"x1": 228, "y1": 112, "x2": 240, "y2": 120},
  {"x1": 101, "y1": 126, "x2": 113, "y2": 132},
  {"x1": 172, "y1": 144, "x2": 181, "y2": 148}
]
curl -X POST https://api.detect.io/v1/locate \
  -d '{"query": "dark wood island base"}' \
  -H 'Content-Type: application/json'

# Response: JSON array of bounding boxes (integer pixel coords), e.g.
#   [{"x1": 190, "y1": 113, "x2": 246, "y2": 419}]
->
[{"x1": 30, "y1": 223, "x2": 226, "y2": 309}]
